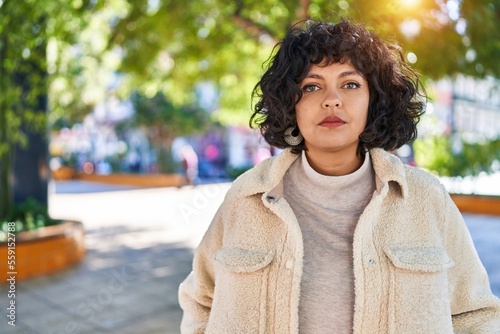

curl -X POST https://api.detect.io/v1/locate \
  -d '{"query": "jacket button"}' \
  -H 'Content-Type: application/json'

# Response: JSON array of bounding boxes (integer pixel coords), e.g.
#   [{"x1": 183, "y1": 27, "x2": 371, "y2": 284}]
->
[
  {"x1": 286, "y1": 260, "x2": 293, "y2": 270},
  {"x1": 368, "y1": 259, "x2": 375, "y2": 265},
  {"x1": 266, "y1": 195, "x2": 276, "y2": 203}
]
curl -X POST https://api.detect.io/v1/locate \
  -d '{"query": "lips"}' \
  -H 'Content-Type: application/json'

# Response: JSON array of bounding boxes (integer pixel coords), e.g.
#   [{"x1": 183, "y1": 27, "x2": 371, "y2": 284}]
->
[{"x1": 319, "y1": 116, "x2": 346, "y2": 127}]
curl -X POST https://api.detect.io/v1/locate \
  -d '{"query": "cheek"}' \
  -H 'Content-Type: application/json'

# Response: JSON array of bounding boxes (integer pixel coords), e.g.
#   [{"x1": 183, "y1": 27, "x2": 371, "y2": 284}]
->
[
  {"x1": 357, "y1": 110, "x2": 369, "y2": 132},
  {"x1": 295, "y1": 94, "x2": 318, "y2": 119},
  {"x1": 357, "y1": 96, "x2": 370, "y2": 127},
  {"x1": 361, "y1": 108, "x2": 369, "y2": 125},
  {"x1": 294, "y1": 102, "x2": 308, "y2": 126},
  {"x1": 295, "y1": 113, "x2": 306, "y2": 132}
]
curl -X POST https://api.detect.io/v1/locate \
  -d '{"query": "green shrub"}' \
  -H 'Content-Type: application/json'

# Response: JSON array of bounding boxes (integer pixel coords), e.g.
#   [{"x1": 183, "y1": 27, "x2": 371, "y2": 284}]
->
[
  {"x1": 226, "y1": 165, "x2": 252, "y2": 180},
  {"x1": 0, "y1": 197, "x2": 61, "y2": 241},
  {"x1": 414, "y1": 135, "x2": 500, "y2": 177}
]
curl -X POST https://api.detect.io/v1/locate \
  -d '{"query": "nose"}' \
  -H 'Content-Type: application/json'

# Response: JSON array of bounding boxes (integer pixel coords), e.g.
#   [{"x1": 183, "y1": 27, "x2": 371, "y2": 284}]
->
[{"x1": 322, "y1": 90, "x2": 342, "y2": 109}]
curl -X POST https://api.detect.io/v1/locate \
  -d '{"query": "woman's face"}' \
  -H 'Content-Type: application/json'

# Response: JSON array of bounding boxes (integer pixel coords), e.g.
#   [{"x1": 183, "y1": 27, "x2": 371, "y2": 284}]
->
[{"x1": 295, "y1": 61, "x2": 370, "y2": 158}]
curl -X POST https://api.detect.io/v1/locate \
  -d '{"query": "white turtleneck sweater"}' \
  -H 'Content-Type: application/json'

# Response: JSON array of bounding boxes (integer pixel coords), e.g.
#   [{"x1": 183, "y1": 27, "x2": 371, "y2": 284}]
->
[{"x1": 283, "y1": 151, "x2": 376, "y2": 334}]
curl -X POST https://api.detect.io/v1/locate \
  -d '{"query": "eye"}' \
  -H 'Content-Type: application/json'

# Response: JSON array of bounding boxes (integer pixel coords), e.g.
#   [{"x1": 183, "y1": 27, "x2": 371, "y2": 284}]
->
[
  {"x1": 343, "y1": 82, "x2": 361, "y2": 89},
  {"x1": 302, "y1": 84, "x2": 320, "y2": 92}
]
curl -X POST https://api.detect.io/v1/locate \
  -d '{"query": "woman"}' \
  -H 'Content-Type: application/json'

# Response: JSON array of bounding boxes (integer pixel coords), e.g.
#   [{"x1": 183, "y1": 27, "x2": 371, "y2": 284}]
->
[{"x1": 179, "y1": 19, "x2": 500, "y2": 333}]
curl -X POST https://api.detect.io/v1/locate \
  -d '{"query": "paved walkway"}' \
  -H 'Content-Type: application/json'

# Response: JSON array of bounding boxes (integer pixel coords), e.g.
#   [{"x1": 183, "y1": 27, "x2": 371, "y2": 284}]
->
[{"x1": 1, "y1": 181, "x2": 499, "y2": 333}]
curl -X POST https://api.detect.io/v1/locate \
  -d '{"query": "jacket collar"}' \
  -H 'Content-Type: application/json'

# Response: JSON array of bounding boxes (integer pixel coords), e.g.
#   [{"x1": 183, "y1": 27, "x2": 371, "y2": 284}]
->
[
  {"x1": 229, "y1": 147, "x2": 408, "y2": 200},
  {"x1": 370, "y1": 148, "x2": 409, "y2": 199},
  {"x1": 228, "y1": 148, "x2": 299, "y2": 199}
]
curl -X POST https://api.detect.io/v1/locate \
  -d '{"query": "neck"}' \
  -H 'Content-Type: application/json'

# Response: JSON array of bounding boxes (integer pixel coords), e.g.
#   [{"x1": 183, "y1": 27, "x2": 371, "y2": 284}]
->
[{"x1": 304, "y1": 147, "x2": 364, "y2": 176}]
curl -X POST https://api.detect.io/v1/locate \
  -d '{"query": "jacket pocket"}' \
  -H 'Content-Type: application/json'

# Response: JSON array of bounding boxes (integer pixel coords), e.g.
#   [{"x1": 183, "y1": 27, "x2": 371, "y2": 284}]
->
[
  {"x1": 206, "y1": 247, "x2": 275, "y2": 334},
  {"x1": 384, "y1": 246, "x2": 455, "y2": 334}
]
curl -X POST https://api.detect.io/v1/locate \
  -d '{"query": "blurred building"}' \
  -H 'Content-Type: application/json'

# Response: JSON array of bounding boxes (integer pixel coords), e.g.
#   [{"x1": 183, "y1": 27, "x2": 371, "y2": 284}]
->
[
  {"x1": 431, "y1": 75, "x2": 500, "y2": 139},
  {"x1": 421, "y1": 75, "x2": 500, "y2": 195}
]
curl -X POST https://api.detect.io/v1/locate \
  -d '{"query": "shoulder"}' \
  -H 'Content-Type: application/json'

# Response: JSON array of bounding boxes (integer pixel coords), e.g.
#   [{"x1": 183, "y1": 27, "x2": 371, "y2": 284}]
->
[
  {"x1": 403, "y1": 165, "x2": 452, "y2": 210},
  {"x1": 404, "y1": 164, "x2": 445, "y2": 193},
  {"x1": 370, "y1": 148, "x2": 446, "y2": 200}
]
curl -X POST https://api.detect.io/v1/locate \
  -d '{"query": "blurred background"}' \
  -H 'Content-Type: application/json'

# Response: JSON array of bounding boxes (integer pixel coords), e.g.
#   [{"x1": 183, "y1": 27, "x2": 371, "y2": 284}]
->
[{"x1": 1, "y1": 0, "x2": 499, "y2": 333}]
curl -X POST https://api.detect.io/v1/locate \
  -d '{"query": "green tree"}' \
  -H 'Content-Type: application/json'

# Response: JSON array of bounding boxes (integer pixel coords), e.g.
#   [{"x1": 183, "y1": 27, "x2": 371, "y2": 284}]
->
[
  {"x1": 0, "y1": 0, "x2": 100, "y2": 219},
  {"x1": 102, "y1": 0, "x2": 500, "y2": 123},
  {"x1": 130, "y1": 92, "x2": 215, "y2": 173}
]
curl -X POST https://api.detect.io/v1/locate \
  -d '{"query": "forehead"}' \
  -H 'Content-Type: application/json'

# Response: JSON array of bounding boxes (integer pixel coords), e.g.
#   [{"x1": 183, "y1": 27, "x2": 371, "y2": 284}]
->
[{"x1": 306, "y1": 61, "x2": 364, "y2": 77}]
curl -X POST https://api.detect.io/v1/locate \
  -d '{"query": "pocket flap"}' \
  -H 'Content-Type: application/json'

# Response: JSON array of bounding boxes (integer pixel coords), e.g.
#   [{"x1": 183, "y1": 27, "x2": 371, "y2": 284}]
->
[
  {"x1": 215, "y1": 247, "x2": 274, "y2": 273},
  {"x1": 384, "y1": 246, "x2": 454, "y2": 272}
]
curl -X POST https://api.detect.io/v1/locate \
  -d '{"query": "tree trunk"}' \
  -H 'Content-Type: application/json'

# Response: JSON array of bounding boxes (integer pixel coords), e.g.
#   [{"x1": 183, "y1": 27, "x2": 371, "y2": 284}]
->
[
  {"x1": 12, "y1": 40, "x2": 49, "y2": 209},
  {"x1": 0, "y1": 145, "x2": 12, "y2": 220},
  {"x1": 12, "y1": 118, "x2": 49, "y2": 207},
  {"x1": 0, "y1": 23, "x2": 48, "y2": 219},
  {"x1": 0, "y1": 34, "x2": 12, "y2": 219}
]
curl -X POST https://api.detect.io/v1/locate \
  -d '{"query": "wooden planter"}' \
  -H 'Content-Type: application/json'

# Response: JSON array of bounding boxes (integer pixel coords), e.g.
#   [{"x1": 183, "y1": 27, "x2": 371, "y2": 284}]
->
[
  {"x1": 52, "y1": 166, "x2": 77, "y2": 180},
  {"x1": 451, "y1": 194, "x2": 500, "y2": 216},
  {"x1": 0, "y1": 221, "x2": 85, "y2": 282},
  {"x1": 76, "y1": 172, "x2": 187, "y2": 187}
]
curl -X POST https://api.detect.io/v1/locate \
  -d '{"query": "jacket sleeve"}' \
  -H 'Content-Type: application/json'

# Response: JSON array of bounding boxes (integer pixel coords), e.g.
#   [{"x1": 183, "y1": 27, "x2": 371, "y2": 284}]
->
[
  {"x1": 178, "y1": 204, "x2": 225, "y2": 333},
  {"x1": 444, "y1": 190, "x2": 500, "y2": 332}
]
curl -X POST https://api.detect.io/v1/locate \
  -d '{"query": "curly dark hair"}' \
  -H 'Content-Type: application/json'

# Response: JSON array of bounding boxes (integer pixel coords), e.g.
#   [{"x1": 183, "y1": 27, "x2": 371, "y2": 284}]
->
[{"x1": 250, "y1": 19, "x2": 426, "y2": 156}]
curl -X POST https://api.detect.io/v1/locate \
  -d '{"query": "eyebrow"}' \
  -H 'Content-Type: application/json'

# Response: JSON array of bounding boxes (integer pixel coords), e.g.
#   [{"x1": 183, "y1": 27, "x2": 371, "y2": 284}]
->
[
  {"x1": 304, "y1": 70, "x2": 363, "y2": 80},
  {"x1": 338, "y1": 70, "x2": 362, "y2": 79}
]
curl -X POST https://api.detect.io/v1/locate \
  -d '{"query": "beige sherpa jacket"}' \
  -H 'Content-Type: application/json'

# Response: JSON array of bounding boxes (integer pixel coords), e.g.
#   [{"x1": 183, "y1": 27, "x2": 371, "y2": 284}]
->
[{"x1": 179, "y1": 148, "x2": 500, "y2": 333}]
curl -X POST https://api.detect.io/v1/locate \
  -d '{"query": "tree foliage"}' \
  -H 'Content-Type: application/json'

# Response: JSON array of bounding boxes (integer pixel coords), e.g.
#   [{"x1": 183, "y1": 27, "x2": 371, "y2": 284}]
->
[
  {"x1": 4, "y1": 0, "x2": 496, "y2": 127},
  {"x1": 103, "y1": 0, "x2": 500, "y2": 123},
  {"x1": 414, "y1": 135, "x2": 500, "y2": 177}
]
